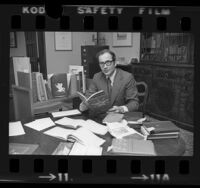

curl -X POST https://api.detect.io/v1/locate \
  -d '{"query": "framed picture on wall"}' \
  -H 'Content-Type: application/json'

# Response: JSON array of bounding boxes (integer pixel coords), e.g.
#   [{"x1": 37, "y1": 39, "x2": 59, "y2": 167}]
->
[
  {"x1": 54, "y1": 32, "x2": 72, "y2": 51},
  {"x1": 10, "y1": 32, "x2": 17, "y2": 48},
  {"x1": 112, "y1": 32, "x2": 132, "y2": 47}
]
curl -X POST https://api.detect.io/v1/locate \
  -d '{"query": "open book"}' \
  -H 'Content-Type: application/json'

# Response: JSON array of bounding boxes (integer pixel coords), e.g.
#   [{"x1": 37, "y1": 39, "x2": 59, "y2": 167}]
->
[{"x1": 77, "y1": 90, "x2": 110, "y2": 112}]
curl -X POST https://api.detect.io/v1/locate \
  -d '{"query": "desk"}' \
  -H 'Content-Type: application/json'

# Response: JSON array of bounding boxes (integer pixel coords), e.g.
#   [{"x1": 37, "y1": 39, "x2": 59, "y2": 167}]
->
[{"x1": 9, "y1": 112, "x2": 186, "y2": 156}]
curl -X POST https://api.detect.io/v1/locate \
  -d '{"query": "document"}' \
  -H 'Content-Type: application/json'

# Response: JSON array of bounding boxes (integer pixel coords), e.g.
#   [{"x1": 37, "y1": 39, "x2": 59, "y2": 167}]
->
[
  {"x1": 55, "y1": 117, "x2": 86, "y2": 129},
  {"x1": 106, "y1": 119, "x2": 142, "y2": 139},
  {"x1": 51, "y1": 109, "x2": 81, "y2": 118},
  {"x1": 102, "y1": 112, "x2": 124, "y2": 123},
  {"x1": 55, "y1": 117, "x2": 108, "y2": 135},
  {"x1": 9, "y1": 121, "x2": 25, "y2": 136},
  {"x1": 24, "y1": 117, "x2": 55, "y2": 131},
  {"x1": 67, "y1": 127, "x2": 105, "y2": 147},
  {"x1": 44, "y1": 127, "x2": 75, "y2": 140},
  {"x1": 82, "y1": 119, "x2": 108, "y2": 135},
  {"x1": 69, "y1": 142, "x2": 102, "y2": 156}
]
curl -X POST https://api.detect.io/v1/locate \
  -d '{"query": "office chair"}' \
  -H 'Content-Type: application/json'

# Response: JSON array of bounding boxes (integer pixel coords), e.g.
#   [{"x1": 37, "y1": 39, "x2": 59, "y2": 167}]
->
[
  {"x1": 136, "y1": 81, "x2": 148, "y2": 115},
  {"x1": 11, "y1": 85, "x2": 64, "y2": 123}
]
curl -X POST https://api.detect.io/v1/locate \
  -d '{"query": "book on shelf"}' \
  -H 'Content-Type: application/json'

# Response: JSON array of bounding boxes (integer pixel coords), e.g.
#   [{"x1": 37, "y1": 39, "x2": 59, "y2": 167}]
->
[
  {"x1": 77, "y1": 90, "x2": 110, "y2": 112},
  {"x1": 51, "y1": 73, "x2": 68, "y2": 98},
  {"x1": 110, "y1": 138, "x2": 156, "y2": 156},
  {"x1": 11, "y1": 57, "x2": 32, "y2": 87},
  {"x1": 31, "y1": 72, "x2": 39, "y2": 103},
  {"x1": 17, "y1": 71, "x2": 32, "y2": 89},
  {"x1": 68, "y1": 73, "x2": 78, "y2": 96},
  {"x1": 69, "y1": 65, "x2": 86, "y2": 93}
]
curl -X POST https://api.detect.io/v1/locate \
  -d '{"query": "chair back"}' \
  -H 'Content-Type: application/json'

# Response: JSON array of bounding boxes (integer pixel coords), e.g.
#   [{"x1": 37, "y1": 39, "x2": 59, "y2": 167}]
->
[
  {"x1": 136, "y1": 81, "x2": 148, "y2": 114},
  {"x1": 12, "y1": 85, "x2": 34, "y2": 123}
]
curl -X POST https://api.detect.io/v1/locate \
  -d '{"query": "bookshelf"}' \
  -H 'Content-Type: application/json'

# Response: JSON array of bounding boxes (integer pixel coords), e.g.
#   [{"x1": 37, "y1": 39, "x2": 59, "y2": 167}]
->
[{"x1": 140, "y1": 33, "x2": 194, "y2": 65}]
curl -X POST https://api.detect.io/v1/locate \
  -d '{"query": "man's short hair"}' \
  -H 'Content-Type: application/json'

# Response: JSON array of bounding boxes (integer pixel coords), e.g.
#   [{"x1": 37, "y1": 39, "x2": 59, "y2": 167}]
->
[{"x1": 96, "y1": 49, "x2": 116, "y2": 62}]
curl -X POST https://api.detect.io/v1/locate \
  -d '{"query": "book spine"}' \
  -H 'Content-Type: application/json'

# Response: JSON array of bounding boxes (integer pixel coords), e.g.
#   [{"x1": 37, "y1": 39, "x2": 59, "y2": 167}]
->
[
  {"x1": 45, "y1": 82, "x2": 53, "y2": 100},
  {"x1": 35, "y1": 72, "x2": 42, "y2": 101},
  {"x1": 39, "y1": 73, "x2": 47, "y2": 101},
  {"x1": 31, "y1": 72, "x2": 38, "y2": 103}
]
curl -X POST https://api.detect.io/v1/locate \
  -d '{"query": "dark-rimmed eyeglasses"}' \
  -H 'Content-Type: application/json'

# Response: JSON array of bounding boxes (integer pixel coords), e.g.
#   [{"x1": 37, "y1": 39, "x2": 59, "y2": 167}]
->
[{"x1": 99, "y1": 60, "x2": 113, "y2": 66}]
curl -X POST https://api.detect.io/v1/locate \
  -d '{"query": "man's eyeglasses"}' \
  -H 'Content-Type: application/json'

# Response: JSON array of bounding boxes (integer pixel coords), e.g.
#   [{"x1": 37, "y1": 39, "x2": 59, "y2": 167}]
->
[{"x1": 99, "y1": 60, "x2": 113, "y2": 66}]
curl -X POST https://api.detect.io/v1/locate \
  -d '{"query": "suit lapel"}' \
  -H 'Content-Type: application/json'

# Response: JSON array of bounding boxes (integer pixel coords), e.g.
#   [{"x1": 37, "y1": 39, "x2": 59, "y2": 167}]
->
[{"x1": 110, "y1": 69, "x2": 123, "y2": 106}]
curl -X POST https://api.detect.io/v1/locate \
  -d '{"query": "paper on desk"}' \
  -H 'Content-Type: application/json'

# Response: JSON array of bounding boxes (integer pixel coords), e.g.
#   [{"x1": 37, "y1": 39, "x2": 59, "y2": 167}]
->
[
  {"x1": 127, "y1": 117, "x2": 147, "y2": 124},
  {"x1": 83, "y1": 119, "x2": 108, "y2": 135},
  {"x1": 51, "y1": 109, "x2": 81, "y2": 118},
  {"x1": 106, "y1": 119, "x2": 140, "y2": 139},
  {"x1": 44, "y1": 126, "x2": 75, "y2": 140},
  {"x1": 24, "y1": 117, "x2": 55, "y2": 131},
  {"x1": 9, "y1": 121, "x2": 25, "y2": 136},
  {"x1": 55, "y1": 117, "x2": 85, "y2": 129},
  {"x1": 68, "y1": 127, "x2": 105, "y2": 147},
  {"x1": 69, "y1": 142, "x2": 102, "y2": 156},
  {"x1": 55, "y1": 117, "x2": 108, "y2": 135}
]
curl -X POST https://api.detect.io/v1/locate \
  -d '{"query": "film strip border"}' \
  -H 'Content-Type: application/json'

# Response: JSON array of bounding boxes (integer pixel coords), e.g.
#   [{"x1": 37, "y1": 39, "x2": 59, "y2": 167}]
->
[
  {"x1": 1, "y1": 5, "x2": 199, "y2": 184},
  {"x1": 7, "y1": 157, "x2": 192, "y2": 183},
  {"x1": 11, "y1": 14, "x2": 192, "y2": 31},
  {"x1": 8, "y1": 6, "x2": 200, "y2": 32}
]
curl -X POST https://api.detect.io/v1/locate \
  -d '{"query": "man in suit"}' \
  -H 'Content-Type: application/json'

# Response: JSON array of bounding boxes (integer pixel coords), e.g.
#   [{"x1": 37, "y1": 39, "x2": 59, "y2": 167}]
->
[{"x1": 80, "y1": 49, "x2": 139, "y2": 113}]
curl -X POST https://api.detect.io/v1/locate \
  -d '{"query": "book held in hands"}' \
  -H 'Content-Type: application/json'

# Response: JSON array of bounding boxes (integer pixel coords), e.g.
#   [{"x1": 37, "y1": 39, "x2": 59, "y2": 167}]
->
[{"x1": 77, "y1": 90, "x2": 110, "y2": 112}]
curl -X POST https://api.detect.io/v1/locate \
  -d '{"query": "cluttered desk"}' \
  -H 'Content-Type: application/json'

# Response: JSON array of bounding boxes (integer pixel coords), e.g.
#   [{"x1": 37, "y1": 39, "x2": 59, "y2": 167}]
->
[{"x1": 9, "y1": 110, "x2": 185, "y2": 156}]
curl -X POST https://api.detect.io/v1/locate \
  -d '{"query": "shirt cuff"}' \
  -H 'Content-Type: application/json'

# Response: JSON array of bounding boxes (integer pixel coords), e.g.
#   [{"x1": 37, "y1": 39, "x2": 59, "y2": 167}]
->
[{"x1": 121, "y1": 106, "x2": 129, "y2": 113}]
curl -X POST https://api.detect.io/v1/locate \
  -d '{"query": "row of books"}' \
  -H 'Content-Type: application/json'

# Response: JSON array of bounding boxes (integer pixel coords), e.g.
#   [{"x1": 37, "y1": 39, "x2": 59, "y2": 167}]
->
[{"x1": 10, "y1": 57, "x2": 87, "y2": 102}]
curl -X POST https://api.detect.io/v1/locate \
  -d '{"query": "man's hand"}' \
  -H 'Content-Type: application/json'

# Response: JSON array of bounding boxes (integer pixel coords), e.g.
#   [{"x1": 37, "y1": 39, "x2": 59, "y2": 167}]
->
[
  {"x1": 108, "y1": 106, "x2": 125, "y2": 113},
  {"x1": 79, "y1": 101, "x2": 89, "y2": 112}
]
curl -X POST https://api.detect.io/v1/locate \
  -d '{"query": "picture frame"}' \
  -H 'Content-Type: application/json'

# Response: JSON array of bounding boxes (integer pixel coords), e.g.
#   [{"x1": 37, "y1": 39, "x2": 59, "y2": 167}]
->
[
  {"x1": 10, "y1": 32, "x2": 17, "y2": 48},
  {"x1": 54, "y1": 32, "x2": 72, "y2": 51},
  {"x1": 112, "y1": 32, "x2": 132, "y2": 47}
]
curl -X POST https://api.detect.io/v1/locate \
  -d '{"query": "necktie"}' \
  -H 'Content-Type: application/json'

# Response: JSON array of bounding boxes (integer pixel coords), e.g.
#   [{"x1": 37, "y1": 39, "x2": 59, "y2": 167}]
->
[{"x1": 107, "y1": 77, "x2": 112, "y2": 100}]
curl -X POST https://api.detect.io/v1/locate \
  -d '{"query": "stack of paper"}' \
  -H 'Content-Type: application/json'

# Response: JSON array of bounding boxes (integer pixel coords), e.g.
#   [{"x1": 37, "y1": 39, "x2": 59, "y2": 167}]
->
[
  {"x1": 106, "y1": 119, "x2": 144, "y2": 139},
  {"x1": 51, "y1": 109, "x2": 81, "y2": 118},
  {"x1": 43, "y1": 127, "x2": 75, "y2": 140},
  {"x1": 69, "y1": 142, "x2": 102, "y2": 156},
  {"x1": 67, "y1": 127, "x2": 105, "y2": 147},
  {"x1": 24, "y1": 117, "x2": 55, "y2": 131},
  {"x1": 9, "y1": 121, "x2": 25, "y2": 136}
]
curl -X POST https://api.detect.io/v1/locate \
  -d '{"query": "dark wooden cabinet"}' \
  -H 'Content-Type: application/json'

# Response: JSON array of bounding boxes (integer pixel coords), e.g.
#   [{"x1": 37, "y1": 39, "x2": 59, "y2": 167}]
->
[
  {"x1": 81, "y1": 45, "x2": 109, "y2": 79},
  {"x1": 132, "y1": 63, "x2": 194, "y2": 130},
  {"x1": 133, "y1": 32, "x2": 194, "y2": 130}
]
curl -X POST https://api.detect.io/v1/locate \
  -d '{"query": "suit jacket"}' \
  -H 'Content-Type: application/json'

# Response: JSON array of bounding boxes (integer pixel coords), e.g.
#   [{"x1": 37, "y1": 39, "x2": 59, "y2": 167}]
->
[{"x1": 86, "y1": 68, "x2": 139, "y2": 112}]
